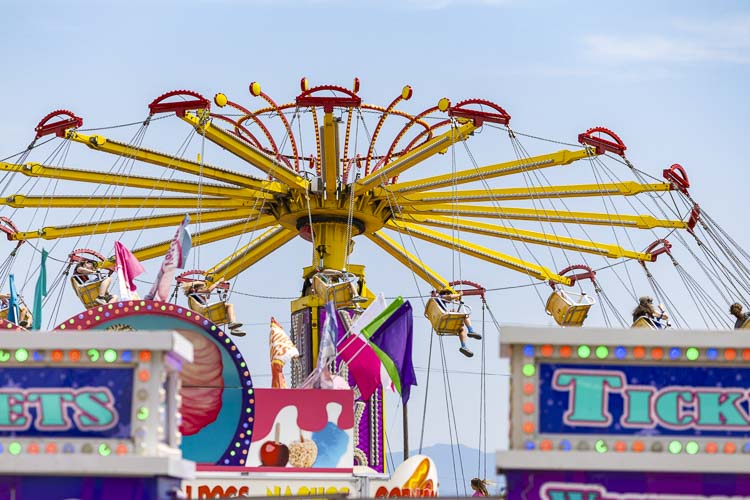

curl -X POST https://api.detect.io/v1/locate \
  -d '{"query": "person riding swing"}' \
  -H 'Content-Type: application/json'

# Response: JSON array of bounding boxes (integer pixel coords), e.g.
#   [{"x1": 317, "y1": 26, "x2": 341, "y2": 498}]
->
[
  {"x1": 632, "y1": 296, "x2": 669, "y2": 329},
  {"x1": 729, "y1": 302, "x2": 750, "y2": 329},
  {"x1": 184, "y1": 279, "x2": 246, "y2": 337},
  {"x1": 436, "y1": 289, "x2": 481, "y2": 357},
  {"x1": 73, "y1": 259, "x2": 115, "y2": 305}
]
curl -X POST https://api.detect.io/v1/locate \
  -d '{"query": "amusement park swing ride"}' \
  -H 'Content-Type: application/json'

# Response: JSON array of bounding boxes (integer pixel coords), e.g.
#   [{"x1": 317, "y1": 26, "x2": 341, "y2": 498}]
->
[{"x1": 1, "y1": 77, "x2": 750, "y2": 497}]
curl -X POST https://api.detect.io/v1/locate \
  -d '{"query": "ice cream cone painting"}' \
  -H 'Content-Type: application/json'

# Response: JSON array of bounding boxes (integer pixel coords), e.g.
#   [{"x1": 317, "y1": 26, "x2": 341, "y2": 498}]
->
[{"x1": 269, "y1": 317, "x2": 299, "y2": 389}]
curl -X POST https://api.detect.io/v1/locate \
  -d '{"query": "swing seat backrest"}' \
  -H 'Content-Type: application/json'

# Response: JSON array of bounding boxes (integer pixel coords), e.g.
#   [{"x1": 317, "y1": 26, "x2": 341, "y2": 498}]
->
[
  {"x1": 545, "y1": 290, "x2": 595, "y2": 327},
  {"x1": 312, "y1": 273, "x2": 358, "y2": 306},
  {"x1": 631, "y1": 316, "x2": 657, "y2": 330},
  {"x1": 187, "y1": 296, "x2": 229, "y2": 326},
  {"x1": 70, "y1": 276, "x2": 101, "y2": 309},
  {"x1": 425, "y1": 297, "x2": 468, "y2": 336},
  {"x1": 740, "y1": 317, "x2": 750, "y2": 329}
]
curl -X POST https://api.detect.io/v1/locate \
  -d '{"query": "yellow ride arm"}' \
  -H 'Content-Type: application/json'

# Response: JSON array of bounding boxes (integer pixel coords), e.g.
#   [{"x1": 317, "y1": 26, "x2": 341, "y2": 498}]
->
[
  {"x1": 382, "y1": 181, "x2": 672, "y2": 205},
  {"x1": 181, "y1": 112, "x2": 308, "y2": 191},
  {"x1": 101, "y1": 215, "x2": 279, "y2": 266},
  {"x1": 399, "y1": 214, "x2": 651, "y2": 261},
  {"x1": 0, "y1": 162, "x2": 273, "y2": 200},
  {"x1": 365, "y1": 231, "x2": 451, "y2": 291},
  {"x1": 354, "y1": 121, "x2": 477, "y2": 196},
  {"x1": 387, "y1": 148, "x2": 593, "y2": 193},
  {"x1": 67, "y1": 131, "x2": 288, "y2": 195},
  {"x1": 400, "y1": 204, "x2": 687, "y2": 229},
  {"x1": 386, "y1": 221, "x2": 571, "y2": 285},
  {"x1": 14, "y1": 209, "x2": 255, "y2": 240},
  {"x1": 205, "y1": 226, "x2": 297, "y2": 282},
  {"x1": 1, "y1": 195, "x2": 254, "y2": 209}
]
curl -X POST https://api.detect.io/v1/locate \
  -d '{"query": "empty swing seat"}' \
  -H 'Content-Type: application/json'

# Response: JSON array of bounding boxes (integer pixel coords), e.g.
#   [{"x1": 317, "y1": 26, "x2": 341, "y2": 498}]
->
[
  {"x1": 71, "y1": 277, "x2": 103, "y2": 309},
  {"x1": 187, "y1": 296, "x2": 229, "y2": 326},
  {"x1": 545, "y1": 290, "x2": 595, "y2": 327},
  {"x1": 425, "y1": 297, "x2": 469, "y2": 336},
  {"x1": 631, "y1": 316, "x2": 657, "y2": 330},
  {"x1": 312, "y1": 270, "x2": 361, "y2": 306}
]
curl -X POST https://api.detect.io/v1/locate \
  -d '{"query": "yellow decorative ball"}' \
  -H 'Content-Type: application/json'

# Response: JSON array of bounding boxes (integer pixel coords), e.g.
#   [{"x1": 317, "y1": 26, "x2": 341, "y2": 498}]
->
[{"x1": 214, "y1": 93, "x2": 228, "y2": 107}]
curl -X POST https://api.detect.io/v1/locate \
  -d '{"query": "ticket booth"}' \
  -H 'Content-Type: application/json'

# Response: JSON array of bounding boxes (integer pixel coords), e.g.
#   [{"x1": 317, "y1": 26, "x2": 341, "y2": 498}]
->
[
  {"x1": 497, "y1": 326, "x2": 750, "y2": 498},
  {"x1": 0, "y1": 331, "x2": 194, "y2": 500}
]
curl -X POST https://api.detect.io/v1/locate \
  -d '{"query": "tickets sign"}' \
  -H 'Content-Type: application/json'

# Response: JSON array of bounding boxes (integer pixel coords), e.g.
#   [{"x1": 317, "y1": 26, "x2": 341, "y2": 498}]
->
[
  {"x1": 539, "y1": 363, "x2": 750, "y2": 437},
  {"x1": 0, "y1": 367, "x2": 133, "y2": 438}
]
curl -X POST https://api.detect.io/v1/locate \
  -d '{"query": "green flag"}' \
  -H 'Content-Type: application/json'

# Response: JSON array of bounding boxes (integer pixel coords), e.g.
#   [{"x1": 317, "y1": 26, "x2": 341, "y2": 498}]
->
[
  {"x1": 32, "y1": 249, "x2": 48, "y2": 330},
  {"x1": 360, "y1": 296, "x2": 404, "y2": 339}
]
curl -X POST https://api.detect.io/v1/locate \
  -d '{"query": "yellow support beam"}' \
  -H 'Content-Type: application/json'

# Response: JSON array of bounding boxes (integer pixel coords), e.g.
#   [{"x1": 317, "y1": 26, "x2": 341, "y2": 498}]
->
[
  {"x1": 382, "y1": 181, "x2": 672, "y2": 205},
  {"x1": 0, "y1": 162, "x2": 272, "y2": 200},
  {"x1": 109, "y1": 215, "x2": 279, "y2": 265},
  {"x1": 181, "y1": 112, "x2": 308, "y2": 191},
  {"x1": 400, "y1": 214, "x2": 652, "y2": 261},
  {"x1": 14, "y1": 208, "x2": 254, "y2": 241},
  {"x1": 1, "y1": 195, "x2": 253, "y2": 209},
  {"x1": 321, "y1": 111, "x2": 340, "y2": 196},
  {"x1": 386, "y1": 221, "x2": 571, "y2": 285},
  {"x1": 68, "y1": 131, "x2": 288, "y2": 195},
  {"x1": 365, "y1": 231, "x2": 450, "y2": 291},
  {"x1": 399, "y1": 204, "x2": 687, "y2": 229},
  {"x1": 389, "y1": 148, "x2": 593, "y2": 193},
  {"x1": 354, "y1": 121, "x2": 477, "y2": 196},
  {"x1": 206, "y1": 226, "x2": 297, "y2": 282}
]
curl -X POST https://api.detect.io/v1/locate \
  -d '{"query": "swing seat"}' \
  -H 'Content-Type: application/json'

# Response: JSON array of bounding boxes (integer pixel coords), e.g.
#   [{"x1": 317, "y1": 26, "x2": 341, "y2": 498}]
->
[
  {"x1": 312, "y1": 270, "x2": 362, "y2": 307},
  {"x1": 187, "y1": 296, "x2": 229, "y2": 326},
  {"x1": 631, "y1": 316, "x2": 657, "y2": 330},
  {"x1": 425, "y1": 297, "x2": 469, "y2": 336},
  {"x1": 70, "y1": 277, "x2": 103, "y2": 309},
  {"x1": 0, "y1": 307, "x2": 31, "y2": 326},
  {"x1": 545, "y1": 290, "x2": 595, "y2": 327},
  {"x1": 740, "y1": 317, "x2": 750, "y2": 329}
]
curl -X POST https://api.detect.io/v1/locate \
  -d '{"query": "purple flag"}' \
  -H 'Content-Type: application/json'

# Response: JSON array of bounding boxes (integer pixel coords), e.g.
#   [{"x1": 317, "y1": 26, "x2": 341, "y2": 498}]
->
[
  {"x1": 367, "y1": 301, "x2": 417, "y2": 405},
  {"x1": 145, "y1": 215, "x2": 191, "y2": 301}
]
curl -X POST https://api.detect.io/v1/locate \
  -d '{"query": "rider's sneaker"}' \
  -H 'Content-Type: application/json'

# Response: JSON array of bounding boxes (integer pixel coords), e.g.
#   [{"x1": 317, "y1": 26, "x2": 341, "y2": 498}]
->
[
  {"x1": 95, "y1": 296, "x2": 108, "y2": 305},
  {"x1": 459, "y1": 346, "x2": 474, "y2": 358},
  {"x1": 230, "y1": 328, "x2": 247, "y2": 337},
  {"x1": 228, "y1": 322, "x2": 243, "y2": 329},
  {"x1": 467, "y1": 332, "x2": 482, "y2": 340}
]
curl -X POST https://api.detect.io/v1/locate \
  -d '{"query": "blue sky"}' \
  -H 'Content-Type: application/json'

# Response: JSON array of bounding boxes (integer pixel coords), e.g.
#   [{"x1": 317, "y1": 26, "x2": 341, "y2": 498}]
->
[{"x1": 1, "y1": 0, "x2": 749, "y2": 470}]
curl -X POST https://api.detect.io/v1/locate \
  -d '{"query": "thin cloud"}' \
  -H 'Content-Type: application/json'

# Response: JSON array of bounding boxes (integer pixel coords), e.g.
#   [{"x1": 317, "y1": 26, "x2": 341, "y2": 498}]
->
[{"x1": 585, "y1": 17, "x2": 750, "y2": 65}]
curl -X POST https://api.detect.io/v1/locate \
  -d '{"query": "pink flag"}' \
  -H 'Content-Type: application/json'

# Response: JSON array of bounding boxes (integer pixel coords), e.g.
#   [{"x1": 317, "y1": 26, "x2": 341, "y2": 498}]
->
[
  {"x1": 146, "y1": 215, "x2": 191, "y2": 301},
  {"x1": 337, "y1": 334, "x2": 382, "y2": 400},
  {"x1": 114, "y1": 241, "x2": 145, "y2": 300}
]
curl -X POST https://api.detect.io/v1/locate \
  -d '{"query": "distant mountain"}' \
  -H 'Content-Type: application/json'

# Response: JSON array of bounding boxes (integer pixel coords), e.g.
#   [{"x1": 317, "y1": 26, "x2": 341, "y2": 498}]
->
[{"x1": 392, "y1": 444, "x2": 505, "y2": 497}]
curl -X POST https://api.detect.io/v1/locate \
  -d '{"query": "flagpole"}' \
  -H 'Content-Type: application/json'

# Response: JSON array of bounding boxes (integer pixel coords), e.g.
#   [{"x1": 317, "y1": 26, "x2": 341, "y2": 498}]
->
[{"x1": 403, "y1": 402, "x2": 409, "y2": 460}]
